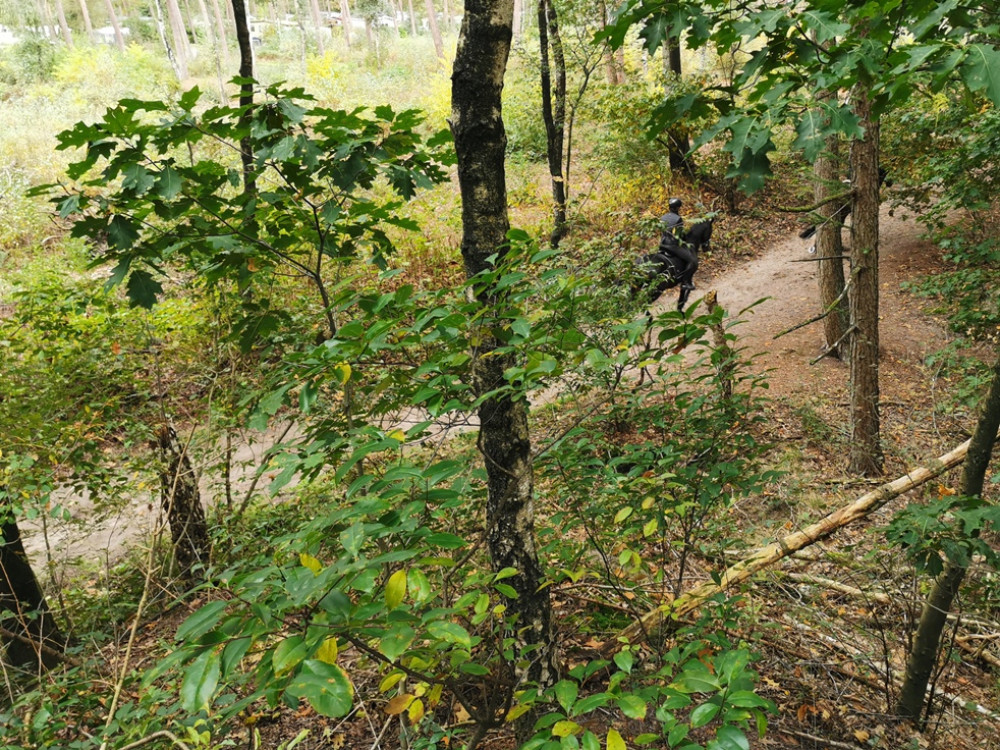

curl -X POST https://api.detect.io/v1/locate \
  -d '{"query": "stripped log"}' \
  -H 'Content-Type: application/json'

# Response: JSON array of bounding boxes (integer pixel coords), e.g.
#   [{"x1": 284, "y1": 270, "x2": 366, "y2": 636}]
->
[{"x1": 601, "y1": 435, "x2": 981, "y2": 655}]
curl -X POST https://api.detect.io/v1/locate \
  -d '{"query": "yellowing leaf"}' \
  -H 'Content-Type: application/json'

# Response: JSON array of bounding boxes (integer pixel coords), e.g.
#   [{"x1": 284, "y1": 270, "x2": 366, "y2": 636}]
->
[
  {"x1": 386, "y1": 569, "x2": 407, "y2": 609},
  {"x1": 641, "y1": 496, "x2": 655, "y2": 510},
  {"x1": 385, "y1": 694, "x2": 415, "y2": 715},
  {"x1": 335, "y1": 363, "x2": 352, "y2": 385},
  {"x1": 316, "y1": 638, "x2": 339, "y2": 664},
  {"x1": 607, "y1": 728, "x2": 626, "y2": 750},
  {"x1": 387, "y1": 429, "x2": 406, "y2": 442},
  {"x1": 614, "y1": 507, "x2": 633, "y2": 524},
  {"x1": 299, "y1": 553, "x2": 322, "y2": 574},
  {"x1": 408, "y1": 697, "x2": 425, "y2": 723},
  {"x1": 552, "y1": 720, "x2": 582, "y2": 737},
  {"x1": 427, "y1": 683, "x2": 443, "y2": 708},
  {"x1": 854, "y1": 730, "x2": 870, "y2": 743},
  {"x1": 505, "y1": 704, "x2": 533, "y2": 723},
  {"x1": 379, "y1": 672, "x2": 404, "y2": 692}
]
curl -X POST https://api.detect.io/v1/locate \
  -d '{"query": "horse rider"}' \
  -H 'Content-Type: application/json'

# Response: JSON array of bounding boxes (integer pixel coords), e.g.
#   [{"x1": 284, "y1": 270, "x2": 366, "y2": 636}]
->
[{"x1": 659, "y1": 198, "x2": 697, "y2": 291}]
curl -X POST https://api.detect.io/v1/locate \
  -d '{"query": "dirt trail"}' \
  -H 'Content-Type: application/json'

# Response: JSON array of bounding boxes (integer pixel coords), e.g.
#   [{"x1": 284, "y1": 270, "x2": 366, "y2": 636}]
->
[{"x1": 23, "y1": 205, "x2": 952, "y2": 578}]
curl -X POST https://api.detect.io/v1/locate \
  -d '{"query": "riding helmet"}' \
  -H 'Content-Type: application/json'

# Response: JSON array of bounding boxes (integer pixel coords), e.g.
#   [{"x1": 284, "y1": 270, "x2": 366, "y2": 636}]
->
[{"x1": 668, "y1": 198, "x2": 682, "y2": 212}]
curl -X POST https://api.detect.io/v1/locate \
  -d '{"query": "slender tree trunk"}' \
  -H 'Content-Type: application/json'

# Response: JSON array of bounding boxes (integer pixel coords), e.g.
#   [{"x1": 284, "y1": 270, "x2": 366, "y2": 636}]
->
[
  {"x1": 512, "y1": 0, "x2": 521, "y2": 42},
  {"x1": 55, "y1": 0, "x2": 74, "y2": 45},
  {"x1": 209, "y1": 0, "x2": 231, "y2": 71},
  {"x1": 407, "y1": 0, "x2": 416, "y2": 35},
  {"x1": 847, "y1": 88, "x2": 883, "y2": 476},
  {"x1": 424, "y1": 0, "x2": 443, "y2": 59},
  {"x1": 151, "y1": 0, "x2": 182, "y2": 78},
  {"x1": 195, "y1": 0, "x2": 227, "y2": 99},
  {"x1": 538, "y1": 0, "x2": 566, "y2": 246},
  {"x1": 598, "y1": 0, "x2": 622, "y2": 84},
  {"x1": 451, "y1": 0, "x2": 557, "y2": 735},
  {"x1": 102, "y1": 0, "x2": 127, "y2": 49},
  {"x1": 816, "y1": 130, "x2": 849, "y2": 359},
  {"x1": 896, "y1": 350, "x2": 1000, "y2": 724},
  {"x1": 339, "y1": 0, "x2": 352, "y2": 48},
  {"x1": 1, "y1": 496, "x2": 65, "y2": 670},
  {"x1": 165, "y1": 0, "x2": 191, "y2": 78},
  {"x1": 79, "y1": 0, "x2": 94, "y2": 39},
  {"x1": 232, "y1": 0, "x2": 257, "y2": 197},
  {"x1": 308, "y1": 0, "x2": 326, "y2": 54}
]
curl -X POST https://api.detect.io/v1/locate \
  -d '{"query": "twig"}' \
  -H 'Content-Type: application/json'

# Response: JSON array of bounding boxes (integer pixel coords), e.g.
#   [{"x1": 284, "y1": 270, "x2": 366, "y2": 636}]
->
[
  {"x1": 789, "y1": 254, "x2": 851, "y2": 263},
  {"x1": 774, "y1": 267, "x2": 857, "y2": 341},
  {"x1": 810, "y1": 325, "x2": 857, "y2": 365},
  {"x1": 777, "y1": 729, "x2": 860, "y2": 750},
  {"x1": 0, "y1": 625, "x2": 81, "y2": 667},
  {"x1": 776, "y1": 191, "x2": 853, "y2": 213}
]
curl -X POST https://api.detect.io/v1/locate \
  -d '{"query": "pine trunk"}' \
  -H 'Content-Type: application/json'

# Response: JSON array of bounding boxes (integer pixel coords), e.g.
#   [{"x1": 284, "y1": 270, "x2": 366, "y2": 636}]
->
[
  {"x1": 451, "y1": 0, "x2": 558, "y2": 727},
  {"x1": 847, "y1": 88, "x2": 883, "y2": 476},
  {"x1": 79, "y1": 0, "x2": 94, "y2": 38},
  {"x1": 424, "y1": 0, "x2": 443, "y2": 59},
  {"x1": 55, "y1": 0, "x2": 74, "y2": 45},
  {"x1": 102, "y1": 0, "x2": 127, "y2": 49}
]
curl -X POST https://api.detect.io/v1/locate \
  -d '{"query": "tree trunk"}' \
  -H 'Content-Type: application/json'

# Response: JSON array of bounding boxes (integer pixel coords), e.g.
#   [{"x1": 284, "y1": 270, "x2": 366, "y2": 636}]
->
[
  {"x1": 156, "y1": 426, "x2": 211, "y2": 580},
  {"x1": 339, "y1": 0, "x2": 352, "y2": 48},
  {"x1": 847, "y1": 88, "x2": 883, "y2": 476},
  {"x1": 308, "y1": 0, "x2": 326, "y2": 54},
  {"x1": 102, "y1": 0, "x2": 127, "y2": 49},
  {"x1": 209, "y1": 0, "x2": 231, "y2": 71},
  {"x1": 1, "y1": 496, "x2": 65, "y2": 670},
  {"x1": 538, "y1": 0, "x2": 567, "y2": 246},
  {"x1": 151, "y1": 0, "x2": 182, "y2": 79},
  {"x1": 897, "y1": 350, "x2": 1000, "y2": 724},
  {"x1": 816, "y1": 130, "x2": 849, "y2": 359},
  {"x1": 451, "y1": 0, "x2": 558, "y2": 730},
  {"x1": 512, "y1": 0, "x2": 521, "y2": 42},
  {"x1": 55, "y1": 0, "x2": 74, "y2": 45},
  {"x1": 165, "y1": 0, "x2": 191, "y2": 79},
  {"x1": 406, "y1": 0, "x2": 416, "y2": 35},
  {"x1": 232, "y1": 0, "x2": 258, "y2": 197},
  {"x1": 424, "y1": 0, "x2": 444, "y2": 59},
  {"x1": 598, "y1": 0, "x2": 622, "y2": 84},
  {"x1": 79, "y1": 0, "x2": 94, "y2": 39}
]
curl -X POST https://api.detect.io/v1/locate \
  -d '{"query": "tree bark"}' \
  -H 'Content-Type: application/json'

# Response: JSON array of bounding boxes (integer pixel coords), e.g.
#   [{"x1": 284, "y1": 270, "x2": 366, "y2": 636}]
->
[
  {"x1": 164, "y1": 0, "x2": 191, "y2": 78},
  {"x1": 308, "y1": 0, "x2": 326, "y2": 54},
  {"x1": 156, "y1": 426, "x2": 211, "y2": 580},
  {"x1": 425, "y1": 0, "x2": 444, "y2": 59},
  {"x1": 847, "y1": 87, "x2": 883, "y2": 476},
  {"x1": 538, "y1": 0, "x2": 567, "y2": 246},
  {"x1": 102, "y1": 0, "x2": 127, "y2": 49},
  {"x1": 598, "y1": 0, "x2": 622, "y2": 85},
  {"x1": 79, "y1": 0, "x2": 94, "y2": 39},
  {"x1": 451, "y1": 0, "x2": 558, "y2": 724},
  {"x1": 151, "y1": 0, "x2": 182, "y2": 79},
  {"x1": 339, "y1": 0, "x2": 352, "y2": 48},
  {"x1": 815, "y1": 130, "x2": 849, "y2": 359},
  {"x1": 55, "y1": 0, "x2": 74, "y2": 45},
  {"x1": 209, "y1": 0, "x2": 231, "y2": 71},
  {"x1": 897, "y1": 350, "x2": 1000, "y2": 724},
  {"x1": 1, "y1": 496, "x2": 65, "y2": 670},
  {"x1": 231, "y1": 0, "x2": 258, "y2": 197}
]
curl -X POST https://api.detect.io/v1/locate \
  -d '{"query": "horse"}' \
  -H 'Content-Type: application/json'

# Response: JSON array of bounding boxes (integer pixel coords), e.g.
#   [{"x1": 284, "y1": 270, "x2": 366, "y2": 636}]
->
[{"x1": 633, "y1": 218, "x2": 714, "y2": 312}]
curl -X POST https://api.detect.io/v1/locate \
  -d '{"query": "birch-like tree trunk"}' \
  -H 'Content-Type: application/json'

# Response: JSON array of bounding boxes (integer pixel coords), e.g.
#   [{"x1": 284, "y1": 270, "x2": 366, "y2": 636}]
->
[
  {"x1": 165, "y1": 0, "x2": 191, "y2": 79},
  {"x1": 538, "y1": 0, "x2": 567, "y2": 246},
  {"x1": 847, "y1": 87, "x2": 883, "y2": 476},
  {"x1": 339, "y1": 0, "x2": 352, "y2": 48},
  {"x1": 451, "y1": 0, "x2": 558, "y2": 733},
  {"x1": 209, "y1": 0, "x2": 231, "y2": 70}
]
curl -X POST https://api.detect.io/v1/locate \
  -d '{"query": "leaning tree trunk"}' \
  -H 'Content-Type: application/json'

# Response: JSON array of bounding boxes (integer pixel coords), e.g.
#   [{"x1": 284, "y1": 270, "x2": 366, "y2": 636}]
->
[
  {"x1": 847, "y1": 87, "x2": 883, "y2": 476},
  {"x1": 55, "y1": 0, "x2": 74, "y2": 46},
  {"x1": 538, "y1": 0, "x2": 567, "y2": 246},
  {"x1": 815, "y1": 129, "x2": 849, "y2": 360},
  {"x1": 897, "y1": 350, "x2": 1000, "y2": 724},
  {"x1": 102, "y1": 0, "x2": 127, "y2": 49},
  {"x1": 451, "y1": 0, "x2": 558, "y2": 733},
  {"x1": 1, "y1": 496, "x2": 65, "y2": 669},
  {"x1": 79, "y1": 0, "x2": 94, "y2": 39},
  {"x1": 156, "y1": 425, "x2": 211, "y2": 580}
]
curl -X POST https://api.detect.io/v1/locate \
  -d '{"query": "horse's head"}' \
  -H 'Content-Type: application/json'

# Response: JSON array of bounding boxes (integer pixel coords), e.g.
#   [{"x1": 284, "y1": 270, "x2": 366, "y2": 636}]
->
[{"x1": 684, "y1": 216, "x2": 715, "y2": 254}]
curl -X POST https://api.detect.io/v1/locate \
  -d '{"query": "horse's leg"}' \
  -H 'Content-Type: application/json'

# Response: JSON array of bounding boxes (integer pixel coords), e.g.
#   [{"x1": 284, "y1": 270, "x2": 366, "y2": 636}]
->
[{"x1": 677, "y1": 284, "x2": 691, "y2": 312}]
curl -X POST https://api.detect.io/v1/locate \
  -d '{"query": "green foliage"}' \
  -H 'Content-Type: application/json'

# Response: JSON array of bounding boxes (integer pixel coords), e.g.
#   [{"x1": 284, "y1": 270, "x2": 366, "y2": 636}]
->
[
  {"x1": 603, "y1": 0, "x2": 1000, "y2": 192},
  {"x1": 0, "y1": 36, "x2": 57, "y2": 84},
  {"x1": 886, "y1": 495, "x2": 1000, "y2": 576}
]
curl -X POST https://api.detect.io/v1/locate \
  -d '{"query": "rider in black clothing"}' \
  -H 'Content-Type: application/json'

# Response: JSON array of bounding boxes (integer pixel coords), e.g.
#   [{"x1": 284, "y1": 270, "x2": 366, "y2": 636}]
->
[{"x1": 659, "y1": 198, "x2": 697, "y2": 291}]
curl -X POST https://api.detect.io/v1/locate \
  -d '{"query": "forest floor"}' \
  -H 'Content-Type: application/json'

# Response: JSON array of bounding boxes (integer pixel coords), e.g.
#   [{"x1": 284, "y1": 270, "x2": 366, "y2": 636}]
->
[{"x1": 24, "y1": 203, "x2": 1000, "y2": 750}]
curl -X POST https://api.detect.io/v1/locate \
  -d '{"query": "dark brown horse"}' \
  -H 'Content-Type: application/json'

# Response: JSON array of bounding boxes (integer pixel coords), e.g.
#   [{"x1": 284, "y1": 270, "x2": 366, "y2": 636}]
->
[{"x1": 633, "y1": 218, "x2": 714, "y2": 312}]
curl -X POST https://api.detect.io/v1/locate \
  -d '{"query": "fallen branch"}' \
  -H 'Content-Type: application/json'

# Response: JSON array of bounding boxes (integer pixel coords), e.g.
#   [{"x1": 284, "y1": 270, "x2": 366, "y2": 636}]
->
[
  {"x1": 600, "y1": 435, "x2": 981, "y2": 656},
  {"x1": 774, "y1": 266, "x2": 858, "y2": 341}
]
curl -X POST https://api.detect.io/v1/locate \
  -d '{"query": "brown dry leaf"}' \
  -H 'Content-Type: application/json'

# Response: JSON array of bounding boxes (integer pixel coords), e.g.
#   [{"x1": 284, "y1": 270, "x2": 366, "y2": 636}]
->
[
  {"x1": 854, "y1": 729, "x2": 871, "y2": 743},
  {"x1": 454, "y1": 704, "x2": 471, "y2": 722},
  {"x1": 385, "y1": 694, "x2": 415, "y2": 715}
]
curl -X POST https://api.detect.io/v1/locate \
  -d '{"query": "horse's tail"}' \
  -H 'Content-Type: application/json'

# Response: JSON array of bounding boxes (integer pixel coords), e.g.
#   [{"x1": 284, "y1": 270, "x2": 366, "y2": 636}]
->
[{"x1": 799, "y1": 225, "x2": 817, "y2": 240}]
